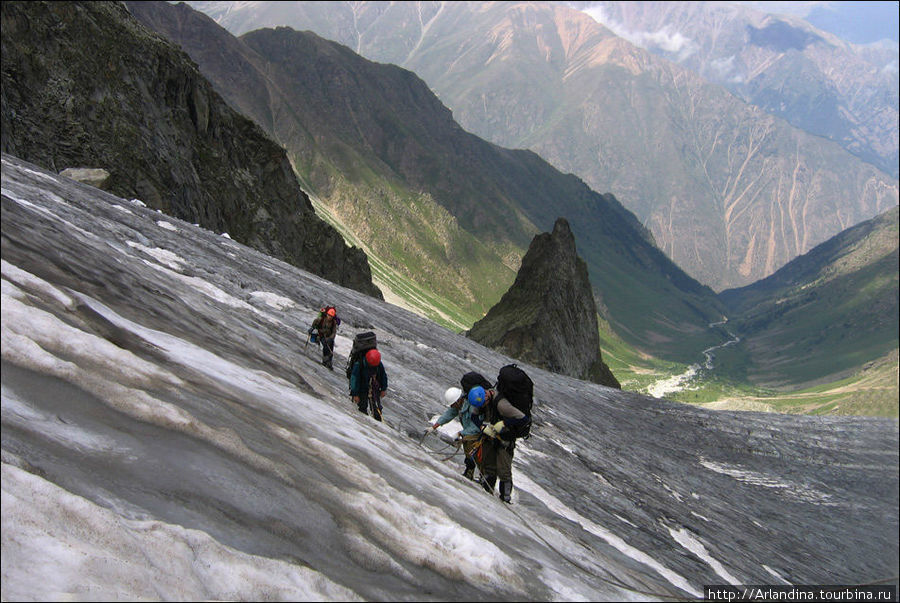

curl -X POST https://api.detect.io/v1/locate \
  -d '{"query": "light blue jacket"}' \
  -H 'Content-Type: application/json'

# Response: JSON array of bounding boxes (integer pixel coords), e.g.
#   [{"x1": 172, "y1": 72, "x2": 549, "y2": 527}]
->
[{"x1": 436, "y1": 399, "x2": 481, "y2": 436}]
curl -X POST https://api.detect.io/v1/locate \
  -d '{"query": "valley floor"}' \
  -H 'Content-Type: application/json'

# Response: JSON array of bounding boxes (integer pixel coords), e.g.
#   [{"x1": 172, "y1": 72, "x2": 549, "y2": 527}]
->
[{"x1": 622, "y1": 350, "x2": 899, "y2": 418}]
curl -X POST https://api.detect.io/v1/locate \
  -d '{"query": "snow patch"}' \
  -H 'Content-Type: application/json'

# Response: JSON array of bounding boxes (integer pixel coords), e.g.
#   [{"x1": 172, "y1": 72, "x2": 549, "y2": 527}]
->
[
  {"x1": 1, "y1": 463, "x2": 363, "y2": 602},
  {"x1": 515, "y1": 473, "x2": 702, "y2": 597},
  {"x1": 127, "y1": 240, "x2": 185, "y2": 270},
  {"x1": 700, "y1": 459, "x2": 834, "y2": 504},
  {"x1": 668, "y1": 526, "x2": 741, "y2": 585},
  {"x1": 763, "y1": 564, "x2": 792, "y2": 585},
  {"x1": 2, "y1": 259, "x2": 74, "y2": 310},
  {"x1": 250, "y1": 291, "x2": 296, "y2": 310}
]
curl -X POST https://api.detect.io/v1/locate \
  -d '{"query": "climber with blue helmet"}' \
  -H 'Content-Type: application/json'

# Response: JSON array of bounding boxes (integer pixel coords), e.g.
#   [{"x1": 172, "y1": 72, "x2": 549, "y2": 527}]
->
[
  {"x1": 467, "y1": 386, "x2": 487, "y2": 407},
  {"x1": 469, "y1": 376, "x2": 527, "y2": 504}
]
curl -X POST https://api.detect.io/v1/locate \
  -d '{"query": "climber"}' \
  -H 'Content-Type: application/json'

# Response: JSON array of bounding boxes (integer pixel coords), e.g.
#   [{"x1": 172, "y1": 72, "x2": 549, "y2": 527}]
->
[
  {"x1": 470, "y1": 374, "x2": 530, "y2": 504},
  {"x1": 349, "y1": 348, "x2": 388, "y2": 421},
  {"x1": 309, "y1": 306, "x2": 340, "y2": 370}
]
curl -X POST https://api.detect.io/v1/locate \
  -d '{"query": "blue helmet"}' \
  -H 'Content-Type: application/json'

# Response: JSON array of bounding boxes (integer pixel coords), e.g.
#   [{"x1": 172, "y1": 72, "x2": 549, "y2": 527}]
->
[{"x1": 467, "y1": 386, "x2": 486, "y2": 408}]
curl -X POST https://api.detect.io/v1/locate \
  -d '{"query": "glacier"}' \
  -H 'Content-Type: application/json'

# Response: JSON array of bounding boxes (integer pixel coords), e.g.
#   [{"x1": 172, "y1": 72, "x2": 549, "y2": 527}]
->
[{"x1": 2, "y1": 153, "x2": 898, "y2": 601}]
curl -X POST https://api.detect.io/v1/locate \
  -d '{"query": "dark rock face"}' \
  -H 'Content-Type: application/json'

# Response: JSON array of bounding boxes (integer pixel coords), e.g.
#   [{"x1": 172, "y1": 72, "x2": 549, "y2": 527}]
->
[
  {"x1": 0, "y1": 0, "x2": 381, "y2": 299},
  {"x1": 467, "y1": 218, "x2": 620, "y2": 387}
]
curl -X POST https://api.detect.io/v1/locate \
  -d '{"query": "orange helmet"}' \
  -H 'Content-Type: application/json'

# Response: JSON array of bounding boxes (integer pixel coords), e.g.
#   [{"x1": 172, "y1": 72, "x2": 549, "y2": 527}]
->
[
  {"x1": 365, "y1": 349, "x2": 381, "y2": 366},
  {"x1": 326, "y1": 307, "x2": 336, "y2": 317}
]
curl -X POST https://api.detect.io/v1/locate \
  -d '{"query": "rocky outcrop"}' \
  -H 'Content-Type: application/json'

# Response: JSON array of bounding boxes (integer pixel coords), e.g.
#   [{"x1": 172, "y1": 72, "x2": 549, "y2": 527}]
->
[
  {"x1": 0, "y1": 1, "x2": 381, "y2": 299},
  {"x1": 58, "y1": 167, "x2": 111, "y2": 189},
  {"x1": 467, "y1": 218, "x2": 620, "y2": 388}
]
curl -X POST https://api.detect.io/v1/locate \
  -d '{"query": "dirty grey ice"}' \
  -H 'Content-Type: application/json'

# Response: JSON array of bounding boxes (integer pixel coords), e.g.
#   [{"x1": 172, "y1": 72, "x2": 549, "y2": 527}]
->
[{"x1": 2, "y1": 153, "x2": 898, "y2": 601}]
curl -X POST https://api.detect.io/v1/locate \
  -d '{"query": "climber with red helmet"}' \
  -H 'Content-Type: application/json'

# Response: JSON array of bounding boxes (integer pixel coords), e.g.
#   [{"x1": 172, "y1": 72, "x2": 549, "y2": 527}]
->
[
  {"x1": 309, "y1": 306, "x2": 341, "y2": 370},
  {"x1": 349, "y1": 347, "x2": 388, "y2": 421}
]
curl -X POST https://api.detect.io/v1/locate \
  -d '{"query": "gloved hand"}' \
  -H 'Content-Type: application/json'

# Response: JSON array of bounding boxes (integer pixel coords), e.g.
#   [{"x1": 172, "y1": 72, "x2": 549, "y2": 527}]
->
[
  {"x1": 481, "y1": 423, "x2": 498, "y2": 438},
  {"x1": 492, "y1": 420, "x2": 505, "y2": 435},
  {"x1": 426, "y1": 423, "x2": 439, "y2": 433},
  {"x1": 307, "y1": 327, "x2": 314, "y2": 335}
]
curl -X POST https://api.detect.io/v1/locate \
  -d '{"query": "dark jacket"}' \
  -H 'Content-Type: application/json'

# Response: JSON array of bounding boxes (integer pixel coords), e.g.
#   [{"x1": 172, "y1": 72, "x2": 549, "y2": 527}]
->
[
  {"x1": 312, "y1": 314, "x2": 338, "y2": 339},
  {"x1": 349, "y1": 360, "x2": 388, "y2": 398}
]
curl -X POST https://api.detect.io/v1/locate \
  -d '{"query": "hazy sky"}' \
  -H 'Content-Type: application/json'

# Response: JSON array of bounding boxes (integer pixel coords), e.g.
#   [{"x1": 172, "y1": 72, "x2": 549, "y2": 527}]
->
[{"x1": 738, "y1": 1, "x2": 900, "y2": 43}]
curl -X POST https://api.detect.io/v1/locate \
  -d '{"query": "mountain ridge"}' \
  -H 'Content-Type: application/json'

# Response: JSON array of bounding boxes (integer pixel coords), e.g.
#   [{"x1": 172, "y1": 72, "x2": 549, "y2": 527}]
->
[
  {"x1": 578, "y1": 0, "x2": 899, "y2": 178},
  {"x1": 188, "y1": 0, "x2": 898, "y2": 291},
  {"x1": 128, "y1": 0, "x2": 728, "y2": 364},
  {"x1": 717, "y1": 205, "x2": 899, "y2": 389}
]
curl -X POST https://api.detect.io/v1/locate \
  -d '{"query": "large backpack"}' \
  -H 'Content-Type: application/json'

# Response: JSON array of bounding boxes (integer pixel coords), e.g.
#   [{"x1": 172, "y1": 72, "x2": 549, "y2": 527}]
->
[
  {"x1": 346, "y1": 331, "x2": 377, "y2": 379},
  {"x1": 460, "y1": 371, "x2": 493, "y2": 394},
  {"x1": 495, "y1": 364, "x2": 534, "y2": 439}
]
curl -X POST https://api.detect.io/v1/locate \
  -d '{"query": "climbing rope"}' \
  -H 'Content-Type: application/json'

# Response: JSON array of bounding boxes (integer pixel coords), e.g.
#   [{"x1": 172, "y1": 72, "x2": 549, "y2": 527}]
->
[{"x1": 417, "y1": 426, "x2": 466, "y2": 460}]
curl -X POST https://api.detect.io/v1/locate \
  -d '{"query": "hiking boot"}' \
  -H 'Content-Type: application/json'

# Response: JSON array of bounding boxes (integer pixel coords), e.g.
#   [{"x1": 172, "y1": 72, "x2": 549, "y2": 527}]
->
[
  {"x1": 462, "y1": 466, "x2": 475, "y2": 481},
  {"x1": 499, "y1": 480, "x2": 513, "y2": 503}
]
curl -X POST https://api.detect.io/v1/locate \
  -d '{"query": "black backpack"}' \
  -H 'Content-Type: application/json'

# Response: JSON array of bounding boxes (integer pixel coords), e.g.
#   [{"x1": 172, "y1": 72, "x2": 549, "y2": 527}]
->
[
  {"x1": 460, "y1": 371, "x2": 493, "y2": 394},
  {"x1": 495, "y1": 364, "x2": 534, "y2": 439},
  {"x1": 346, "y1": 332, "x2": 377, "y2": 379}
]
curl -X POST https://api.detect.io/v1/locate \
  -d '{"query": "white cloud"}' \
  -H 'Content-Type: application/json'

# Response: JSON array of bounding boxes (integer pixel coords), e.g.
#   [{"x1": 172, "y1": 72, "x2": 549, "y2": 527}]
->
[{"x1": 581, "y1": 5, "x2": 698, "y2": 60}]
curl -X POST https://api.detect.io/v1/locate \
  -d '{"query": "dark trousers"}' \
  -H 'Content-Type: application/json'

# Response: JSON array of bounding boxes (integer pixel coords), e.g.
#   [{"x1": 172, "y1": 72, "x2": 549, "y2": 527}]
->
[
  {"x1": 481, "y1": 438, "x2": 515, "y2": 482},
  {"x1": 357, "y1": 392, "x2": 383, "y2": 421},
  {"x1": 321, "y1": 337, "x2": 335, "y2": 367}
]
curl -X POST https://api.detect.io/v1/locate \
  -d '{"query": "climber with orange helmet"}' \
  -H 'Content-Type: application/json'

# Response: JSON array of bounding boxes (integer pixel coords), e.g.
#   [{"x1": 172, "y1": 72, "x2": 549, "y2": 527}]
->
[
  {"x1": 309, "y1": 305, "x2": 341, "y2": 370},
  {"x1": 349, "y1": 347, "x2": 388, "y2": 421}
]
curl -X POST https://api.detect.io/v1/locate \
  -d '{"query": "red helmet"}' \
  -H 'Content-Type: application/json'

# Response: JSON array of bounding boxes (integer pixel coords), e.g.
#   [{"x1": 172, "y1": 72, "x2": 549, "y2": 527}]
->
[
  {"x1": 326, "y1": 307, "x2": 336, "y2": 317},
  {"x1": 365, "y1": 349, "x2": 381, "y2": 366}
]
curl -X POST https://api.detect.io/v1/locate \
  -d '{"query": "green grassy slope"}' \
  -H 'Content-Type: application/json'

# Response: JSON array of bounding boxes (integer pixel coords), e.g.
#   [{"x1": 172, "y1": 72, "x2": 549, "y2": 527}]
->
[
  {"x1": 719, "y1": 206, "x2": 899, "y2": 389},
  {"x1": 600, "y1": 322, "x2": 899, "y2": 418}
]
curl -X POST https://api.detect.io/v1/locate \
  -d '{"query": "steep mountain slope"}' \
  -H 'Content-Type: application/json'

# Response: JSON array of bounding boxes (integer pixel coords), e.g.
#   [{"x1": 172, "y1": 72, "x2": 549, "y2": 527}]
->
[
  {"x1": 4, "y1": 154, "x2": 898, "y2": 599},
  {"x1": 467, "y1": 218, "x2": 619, "y2": 387},
  {"x1": 0, "y1": 0, "x2": 379, "y2": 298},
  {"x1": 124, "y1": 1, "x2": 517, "y2": 329},
  {"x1": 579, "y1": 0, "x2": 899, "y2": 178},
  {"x1": 718, "y1": 206, "x2": 899, "y2": 389},
  {"x1": 127, "y1": 0, "x2": 727, "y2": 364},
  {"x1": 187, "y1": 0, "x2": 898, "y2": 292}
]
